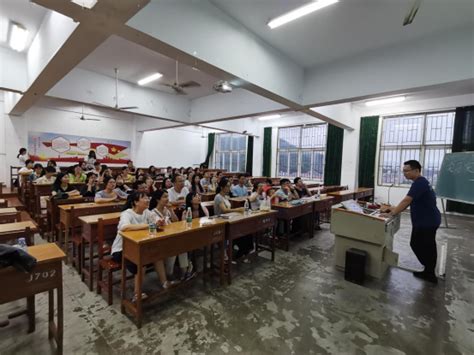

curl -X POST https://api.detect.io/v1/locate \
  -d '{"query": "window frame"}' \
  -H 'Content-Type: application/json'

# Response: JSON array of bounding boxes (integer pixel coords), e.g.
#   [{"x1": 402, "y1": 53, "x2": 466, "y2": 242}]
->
[
  {"x1": 214, "y1": 133, "x2": 247, "y2": 173},
  {"x1": 276, "y1": 123, "x2": 328, "y2": 182},
  {"x1": 377, "y1": 110, "x2": 455, "y2": 187}
]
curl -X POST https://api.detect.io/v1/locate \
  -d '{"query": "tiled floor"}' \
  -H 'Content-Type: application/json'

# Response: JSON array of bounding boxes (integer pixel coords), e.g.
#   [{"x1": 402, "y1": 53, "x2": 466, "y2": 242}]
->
[{"x1": 1, "y1": 213, "x2": 473, "y2": 354}]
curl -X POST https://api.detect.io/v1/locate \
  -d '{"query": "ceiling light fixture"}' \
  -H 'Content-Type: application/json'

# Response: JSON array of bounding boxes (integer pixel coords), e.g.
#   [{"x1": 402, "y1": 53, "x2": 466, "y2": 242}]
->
[
  {"x1": 258, "y1": 114, "x2": 281, "y2": 121},
  {"x1": 268, "y1": 0, "x2": 339, "y2": 29},
  {"x1": 71, "y1": 0, "x2": 98, "y2": 9},
  {"x1": 0, "y1": 18, "x2": 8, "y2": 43},
  {"x1": 9, "y1": 23, "x2": 28, "y2": 52},
  {"x1": 365, "y1": 96, "x2": 406, "y2": 107},
  {"x1": 213, "y1": 80, "x2": 233, "y2": 93},
  {"x1": 137, "y1": 72, "x2": 163, "y2": 86}
]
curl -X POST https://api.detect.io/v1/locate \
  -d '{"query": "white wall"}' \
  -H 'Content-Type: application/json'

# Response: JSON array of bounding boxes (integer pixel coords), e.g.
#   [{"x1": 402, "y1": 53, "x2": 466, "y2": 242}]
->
[
  {"x1": 134, "y1": 126, "x2": 208, "y2": 168},
  {"x1": 0, "y1": 47, "x2": 28, "y2": 92},
  {"x1": 1, "y1": 96, "x2": 137, "y2": 186}
]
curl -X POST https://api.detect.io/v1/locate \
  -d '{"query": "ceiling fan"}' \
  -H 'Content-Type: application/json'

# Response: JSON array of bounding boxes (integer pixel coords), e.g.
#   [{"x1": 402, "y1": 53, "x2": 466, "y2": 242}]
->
[
  {"x1": 403, "y1": 0, "x2": 422, "y2": 26},
  {"x1": 161, "y1": 61, "x2": 201, "y2": 95},
  {"x1": 94, "y1": 68, "x2": 139, "y2": 110},
  {"x1": 73, "y1": 105, "x2": 100, "y2": 121}
]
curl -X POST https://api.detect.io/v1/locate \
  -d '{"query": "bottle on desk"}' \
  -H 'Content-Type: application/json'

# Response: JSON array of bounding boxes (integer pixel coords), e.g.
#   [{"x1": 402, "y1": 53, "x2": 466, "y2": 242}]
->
[
  {"x1": 316, "y1": 189, "x2": 321, "y2": 200},
  {"x1": 244, "y1": 199, "x2": 250, "y2": 215},
  {"x1": 16, "y1": 237, "x2": 27, "y2": 251},
  {"x1": 148, "y1": 223, "x2": 157, "y2": 237},
  {"x1": 185, "y1": 207, "x2": 193, "y2": 228}
]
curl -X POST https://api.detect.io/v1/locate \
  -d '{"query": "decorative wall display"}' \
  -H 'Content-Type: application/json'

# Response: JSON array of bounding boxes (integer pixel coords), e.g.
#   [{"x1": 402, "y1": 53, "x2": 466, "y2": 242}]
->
[{"x1": 28, "y1": 131, "x2": 131, "y2": 164}]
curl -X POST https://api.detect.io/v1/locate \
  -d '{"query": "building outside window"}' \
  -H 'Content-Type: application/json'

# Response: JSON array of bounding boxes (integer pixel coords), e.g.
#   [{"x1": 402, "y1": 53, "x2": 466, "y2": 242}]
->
[
  {"x1": 378, "y1": 111, "x2": 455, "y2": 186},
  {"x1": 276, "y1": 124, "x2": 327, "y2": 181},
  {"x1": 214, "y1": 133, "x2": 247, "y2": 172}
]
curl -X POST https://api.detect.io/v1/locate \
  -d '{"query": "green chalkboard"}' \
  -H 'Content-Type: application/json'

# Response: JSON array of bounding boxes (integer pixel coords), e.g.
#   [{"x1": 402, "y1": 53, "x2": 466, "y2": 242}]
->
[{"x1": 435, "y1": 152, "x2": 474, "y2": 204}]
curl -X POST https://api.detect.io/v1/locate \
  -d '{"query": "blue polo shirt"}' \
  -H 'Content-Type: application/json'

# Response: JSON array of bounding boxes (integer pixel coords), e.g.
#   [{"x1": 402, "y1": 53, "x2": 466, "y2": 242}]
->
[
  {"x1": 231, "y1": 184, "x2": 248, "y2": 197},
  {"x1": 407, "y1": 176, "x2": 441, "y2": 228}
]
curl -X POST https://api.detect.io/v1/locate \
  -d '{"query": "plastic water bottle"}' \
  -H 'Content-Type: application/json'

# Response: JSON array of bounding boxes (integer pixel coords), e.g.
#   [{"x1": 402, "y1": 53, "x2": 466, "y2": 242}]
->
[
  {"x1": 244, "y1": 199, "x2": 250, "y2": 215},
  {"x1": 17, "y1": 237, "x2": 27, "y2": 251},
  {"x1": 148, "y1": 223, "x2": 157, "y2": 237},
  {"x1": 185, "y1": 207, "x2": 193, "y2": 228},
  {"x1": 316, "y1": 189, "x2": 321, "y2": 200}
]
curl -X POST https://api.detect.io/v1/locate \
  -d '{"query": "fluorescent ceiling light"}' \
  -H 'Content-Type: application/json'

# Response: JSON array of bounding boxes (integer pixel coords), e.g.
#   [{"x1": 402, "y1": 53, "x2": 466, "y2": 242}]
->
[
  {"x1": 268, "y1": 0, "x2": 339, "y2": 29},
  {"x1": 71, "y1": 0, "x2": 98, "y2": 9},
  {"x1": 137, "y1": 72, "x2": 163, "y2": 86},
  {"x1": 0, "y1": 18, "x2": 8, "y2": 43},
  {"x1": 9, "y1": 23, "x2": 28, "y2": 52},
  {"x1": 258, "y1": 114, "x2": 281, "y2": 121},
  {"x1": 365, "y1": 96, "x2": 406, "y2": 107}
]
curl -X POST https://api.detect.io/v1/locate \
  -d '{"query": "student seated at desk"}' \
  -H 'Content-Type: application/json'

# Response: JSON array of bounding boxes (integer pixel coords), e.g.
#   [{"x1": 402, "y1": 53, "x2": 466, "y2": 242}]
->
[
  {"x1": 47, "y1": 159, "x2": 61, "y2": 173},
  {"x1": 293, "y1": 177, "x2": 312, "y2": 198},
  {"x1": 95, "y1": 176, "x2": 128, "y2": 203},
  {"x1": 115, "y1": 175, "x2": 131, "y2": 194},
  {"x1": 92, "y1": 161, "x2": 102, "y2": 176},
  {"x1": 248, "y1": 183, "x2": 265, "y2": 210},
  {"x1": 149, "y1": 190, "x2": 196, "y2": 281},
  {"x1": 275, "y1": 178, "x2": 298, "y2": 201},
  {"x1": 214, "y1": 178, "x2": 252, "y2": 262},
  {"x1": 36, "y1": 166, "x2": 56, "y2": 184},
  {"x1": 145, "y1": 176, "x2": 156, "y2": 195},
  {"x1": 208, "y1": 175, "x2": 218, "y2": 193},
  {"x1": 68, "y1": 164, "x2": 86, "y2": 183},
  {"x1": 127, "y1": 160, "x2": 136, "y2": 174},
  {"x1": 121, "y1": 166, "x2": 136, "y2": 184},
  {"x1": 168, "y1": 175, "x2": 189, "y2": 207},
  {"x1": 231, "y1": 174, "x2": 249, "y2": 197},
  {"x1": 19, "y1": 159, "x2": 34, "y2": 174},
  {"x1": 29, "y1": 163, "x2": 44, "y2": 182},
  {"x1": 148, "y1": 165, "x2": 158, "y2": 179},
  {"x1": 185, "y1": 191, "x2": 209, "y2": 219},
  {"x1": 191, "y1": 174, "x2": 204, "y2": 194},
  {"x1": 132, "y1": 181, "x2": 148, "y2": 195},
  {"x1": 111, "y1": 192, "x2": 177, "y2": 301},
  {"x1": 161, "y1": 177, "x2": 173, "y2": 190},
  {"x1": 51, "y1": 172, "x2": 80, "y2": 199},
  {"x1": 80, "y1": 172, "x2": 99, "y2": 197},
  {"x1": 200, "y1": 172, "x2": 210, "y2": 190}
]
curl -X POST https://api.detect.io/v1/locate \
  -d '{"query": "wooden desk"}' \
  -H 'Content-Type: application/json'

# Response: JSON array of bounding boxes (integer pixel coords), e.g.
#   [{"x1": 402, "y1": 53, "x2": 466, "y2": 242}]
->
[
  {"x1": 0, "y1": 243, "x2": 65, "y2": 354},
  {"x1": 0, "y1": 207, "x2": 19, "y2": 224},
  {"x1": 47, "y1": 196, "x2": 89, "y2": 242},
  {"x1": 0, "y1": 207, "x2": 18, "y2": 215},
  {"x1": 200, "y1": 192, "x2": 216, "y2": 202},
  {"x1": 0, "y1": 221, "x2": 38, "y2": 245},
  {"x1": 354, "y1": 187, "x2": 374, "y2": 201},
  {"x1": 229, "y1": 196, "x2": 247, "y2": 208},
  {"x1": 215, "y1": 211, "x2": 277, "y2": 284},
  {"x1": 78, "y1": 212, "x2": 121, "y2": 290},
  {"x1": 0, "y1": 199, "x2": 7, "y2": 208},
  {"x1": 58, "y1": 201, "x2": 124, "y2": 259},
  {"x1": 272, "y1": 200, "x2": 315, "y2": 251},
  {"x1": 121, "y1": 218, "x2": 227, "y2": 328},
  {"x1": 327, "y1": 190, "x2": 356, "y2": 204}
]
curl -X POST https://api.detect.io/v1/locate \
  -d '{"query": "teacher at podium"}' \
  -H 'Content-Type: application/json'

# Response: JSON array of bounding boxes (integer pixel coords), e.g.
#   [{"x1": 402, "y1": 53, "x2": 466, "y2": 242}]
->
[{"x1": 381, "y1": 160, "x2": 441, "y2": 284}]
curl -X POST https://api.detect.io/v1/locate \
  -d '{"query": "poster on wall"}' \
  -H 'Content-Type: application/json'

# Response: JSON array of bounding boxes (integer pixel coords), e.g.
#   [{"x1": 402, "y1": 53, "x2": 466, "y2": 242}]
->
[{"x1": 28, "y1": 131, "x2": 132, "y2": 164}]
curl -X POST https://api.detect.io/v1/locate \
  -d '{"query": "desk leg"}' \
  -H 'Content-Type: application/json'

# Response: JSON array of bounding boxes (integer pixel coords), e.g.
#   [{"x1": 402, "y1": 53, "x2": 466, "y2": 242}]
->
[
  {"x1": 27, "y1": 295, "x2": 35, "y2": 333},
  {"x1": 203, "y1": 246, "x2": 208, "y2": 284},
  {"x1": 285, "y1": 220, "x2": 290, "y2": 251},
  {"x1": 219, "y1": 240, "x2": 225, "y2": 286},
  {"x1": 227, "y1": 240, "x2": 233, "y2": 285},
  {"x1": 136, "y1": 264, "x2": 143, "y2": 329},
  {"x1": 88, "y1": 239, "x2": 94, "y2": 291},
  {"x1": 57, "y1": 285, "x2": 63, "y2": 355},
  {"x1": 271, "y1": 225, "x2": 276, "y2": 262},
  {"x1": 63, "y1": 227, "x2": 69, "y2": 263},
  {"x1": 48, "y1": 290, "x2": 54, "y2": 339},
  {"x1": 120, "y1": 256, "x2": 126, "y2": 315}
]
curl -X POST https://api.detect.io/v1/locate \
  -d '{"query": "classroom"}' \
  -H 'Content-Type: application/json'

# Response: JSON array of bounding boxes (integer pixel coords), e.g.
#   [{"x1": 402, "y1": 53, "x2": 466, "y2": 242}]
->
[{"x1": 0, "y1": 0, "x2": 473, "y2": 354}]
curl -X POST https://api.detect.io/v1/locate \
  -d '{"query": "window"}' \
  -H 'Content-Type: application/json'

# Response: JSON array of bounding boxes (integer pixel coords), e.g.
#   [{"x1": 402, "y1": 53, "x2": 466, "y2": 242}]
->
[
  {"x1": 378, "y1": 111, "x2": 455, "y2": 186},
  {"x1": 214, "y1": 134, "x2": 247, "y2": 172},
  {"x1": 276, "y1": 124, "x2": 327, "y2": 181}
]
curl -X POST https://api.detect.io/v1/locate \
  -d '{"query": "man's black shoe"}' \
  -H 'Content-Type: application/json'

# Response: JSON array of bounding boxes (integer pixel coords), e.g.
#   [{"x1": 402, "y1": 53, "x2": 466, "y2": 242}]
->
[{"x1": 413, "y1": 271, "x2": 438, "y2": 284}]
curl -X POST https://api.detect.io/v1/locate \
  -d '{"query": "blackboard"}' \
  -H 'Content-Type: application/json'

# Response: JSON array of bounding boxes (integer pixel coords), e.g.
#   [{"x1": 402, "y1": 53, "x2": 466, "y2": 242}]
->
[{"x1": 435, "y1": 152, "x2": 474, "y2": 204}]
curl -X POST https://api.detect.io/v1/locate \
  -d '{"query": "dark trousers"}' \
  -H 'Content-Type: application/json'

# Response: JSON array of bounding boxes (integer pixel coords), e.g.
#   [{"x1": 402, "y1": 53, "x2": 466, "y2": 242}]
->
[
  {"x1": 410, "y1": 227, "x2": 438, "y2": 274},
  {"x1": 234, "y1": 236, "x2": 253, "y2": 259}
]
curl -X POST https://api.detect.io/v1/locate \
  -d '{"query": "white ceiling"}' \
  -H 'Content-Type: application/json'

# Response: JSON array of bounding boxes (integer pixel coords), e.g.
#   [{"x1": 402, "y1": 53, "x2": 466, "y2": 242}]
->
[
  {"x1": 0, "y1": 0, "x2": 47, "y2": 52},
  {"x1": 212, "y1": 0, "x2": 474, "y2": 68},
  {"x1": 78, "y1": 35, "x2": 221, "y2": 99}
]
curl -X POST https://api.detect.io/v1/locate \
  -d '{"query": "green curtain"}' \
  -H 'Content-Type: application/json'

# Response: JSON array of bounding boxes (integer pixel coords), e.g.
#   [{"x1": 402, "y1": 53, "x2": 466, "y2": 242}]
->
[
  {"x1": 358, "y1": 116, "x2": 379, "y2": 188},
  {"x1": 246, "y1": 136, "x2": 254, "y2": 175},
  {"x1": 262, "y1": 127, "x2": 272, "y2": 177},
  {"x1": 447, "y1": 106, "x2": 474, "y2": 214},
  {"x1": 324, "y1": 124, "x2": 344, "y2": 186},
  {"x1": 203, "y1": 133, "x2": 215, "y2": 168}
]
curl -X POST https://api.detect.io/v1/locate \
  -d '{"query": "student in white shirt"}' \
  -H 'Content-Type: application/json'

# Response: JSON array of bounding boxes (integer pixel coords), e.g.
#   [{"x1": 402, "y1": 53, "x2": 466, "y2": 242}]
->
[
  {"x1": 35, "y1": 166, "x2": 56, "y2": 184},
  {"x1": 47, "y1": 159, "x2": 61, "y2": 173},
  {"x1": 110, "y1": 192, "x2": 177, "y2": 301},
  {"x1": 248, "y1": 182, "x2": 265, "y2": 210},
  {"x1": 17, "y1": 148, "x2": 29, "y2": 166},
  {"x1": 18, "y1": 159, "x2": 35, "y2": 174},
  {"x1": 184, "y1": 172, "x2": 194, "y2": 189},
  {"x1": 167, "y1": 175, "x2": 189, "y2": 207},
  {"x1": 150, "y1": 190, "x2": 196, "y2": 281}
]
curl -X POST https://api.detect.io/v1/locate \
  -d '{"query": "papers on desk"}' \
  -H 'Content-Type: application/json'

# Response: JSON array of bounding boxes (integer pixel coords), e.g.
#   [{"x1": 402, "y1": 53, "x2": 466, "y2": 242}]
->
[{"x1": 341, "y1": 200, "x2": 364, "y2": 213}]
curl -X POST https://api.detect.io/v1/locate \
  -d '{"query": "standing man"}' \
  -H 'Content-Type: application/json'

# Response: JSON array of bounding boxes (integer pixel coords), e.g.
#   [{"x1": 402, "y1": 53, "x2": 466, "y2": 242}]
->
[{"x1": 381, "y1": 160, "x2": 440, "y2": 283}]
